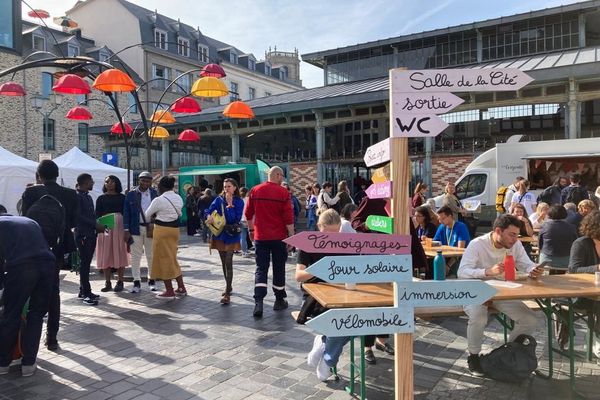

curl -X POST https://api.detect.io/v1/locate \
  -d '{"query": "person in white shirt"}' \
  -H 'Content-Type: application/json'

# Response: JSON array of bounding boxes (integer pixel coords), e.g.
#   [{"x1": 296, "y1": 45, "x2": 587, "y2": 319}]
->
[
  {"x1": 509, "y1": 179, "x2": 537, "y2": 216},
  {"x1": 502, "y1": 176, "x2": 524, "y2": 213},
  {"x1": 145, "y1": 176, "x2": 185, "y2": 299},
  {"x1": 457, "y1": 214, "x2": 544, "y2": 376},
  {"x1": 339, "y1": 203, "x2": 358, "y2": 233}
]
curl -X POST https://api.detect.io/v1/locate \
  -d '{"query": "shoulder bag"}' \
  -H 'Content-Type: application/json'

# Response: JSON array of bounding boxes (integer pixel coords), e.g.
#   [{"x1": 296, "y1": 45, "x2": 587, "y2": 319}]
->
[{"x1": 207, "y1": 198, "x2": 226, "y2": 236}]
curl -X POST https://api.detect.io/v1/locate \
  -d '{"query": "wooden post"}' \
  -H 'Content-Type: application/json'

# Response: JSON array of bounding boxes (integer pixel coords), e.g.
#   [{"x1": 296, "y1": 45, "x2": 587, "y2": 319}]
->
[{"x1": 390, "y1": 68, "x2": 413, "y2": 400}]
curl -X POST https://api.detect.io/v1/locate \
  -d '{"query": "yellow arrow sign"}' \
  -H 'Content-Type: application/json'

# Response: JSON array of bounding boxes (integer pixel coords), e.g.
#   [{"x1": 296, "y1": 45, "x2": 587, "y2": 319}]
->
[{"x1": 371, "y1": 163, "x2": 391, "y2": 184}]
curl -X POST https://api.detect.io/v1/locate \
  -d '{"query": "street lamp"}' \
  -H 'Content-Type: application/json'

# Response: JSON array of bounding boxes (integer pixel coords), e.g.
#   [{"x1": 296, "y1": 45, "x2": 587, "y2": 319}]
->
[{"x1": 30, "y1": 92, "x2": 63, "y2": 155}]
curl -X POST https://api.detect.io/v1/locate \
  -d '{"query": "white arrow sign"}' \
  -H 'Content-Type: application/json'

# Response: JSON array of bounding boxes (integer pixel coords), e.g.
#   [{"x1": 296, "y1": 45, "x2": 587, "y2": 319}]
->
[
  {"x1": 306, "y1": 255, "x2": 412, "y2": 284},
  {"x1": 391, "y1": 114, "x2": 449, "y2": 138},
  {"x1": 363, "y1": 138, "x2": 391, "y2": 167},
  {"x1": 306, "y1": 306, "x2": 414, "y2": 337},
  {"x1": 394, "y1": 92, "x2": 465, "y2": 114},
  {"x1": 395, "y1": 280, "x2": 497, "y2": 307},
  {"x1": 391, "y1": 68, "x2": 534, "y2": 93}
]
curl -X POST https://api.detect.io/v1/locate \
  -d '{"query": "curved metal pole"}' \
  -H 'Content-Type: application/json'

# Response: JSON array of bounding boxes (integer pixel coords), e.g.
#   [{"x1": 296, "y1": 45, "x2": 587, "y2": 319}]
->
[{"x1": 21, "y1": 0, "x2": 66, "y2": 58}]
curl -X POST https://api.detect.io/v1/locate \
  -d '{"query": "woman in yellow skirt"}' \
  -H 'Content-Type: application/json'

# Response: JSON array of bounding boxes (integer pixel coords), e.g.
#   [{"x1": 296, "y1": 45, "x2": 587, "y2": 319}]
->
[{"x1": 145, "y1": 176, "x2": 185, "y2": 298}]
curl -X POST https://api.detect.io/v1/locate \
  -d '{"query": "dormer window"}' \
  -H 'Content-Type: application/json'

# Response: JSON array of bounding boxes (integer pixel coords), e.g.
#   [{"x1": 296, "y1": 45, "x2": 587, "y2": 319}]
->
[
  {"x1": 198, "y1": 45, "x2": 209, "y2": 62},
  {"x1": 32, "y1": 34, "x2": 45, "y2": 51},
  {"x1": 265, "y1": 64, "x2": 271, "y2": 75},
  {"x1": 229, "y1": 52, "x2": 237, "y2": 64},
  {"x1": 178, "y1": 38, "x2": 189, "y2": 57},
  {"x1": 98, "y1": 50, "x2": 110, "y2": 62},
  {"x1": 248, "y1": 59, "x2": 255, "y2": 70},
  {"x1": 154, "y1": 29, "x2": 167, "y2": 50},
  {"x1": 68, "y1": 44, "x2": 79, "y2": 57}
]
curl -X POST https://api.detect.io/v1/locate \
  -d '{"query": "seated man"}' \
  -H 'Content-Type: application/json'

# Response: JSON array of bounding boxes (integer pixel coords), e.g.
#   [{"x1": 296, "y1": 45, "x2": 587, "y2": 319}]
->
[
  {"x1": 0, "y1": 205, "x2": 55, "y2": 377},
  {"x1": 457, "y1": 214, "x2": 544, "y2": 376},
  {"x1": 433, "y1": 205, "x2": 470, "y2": 248}
]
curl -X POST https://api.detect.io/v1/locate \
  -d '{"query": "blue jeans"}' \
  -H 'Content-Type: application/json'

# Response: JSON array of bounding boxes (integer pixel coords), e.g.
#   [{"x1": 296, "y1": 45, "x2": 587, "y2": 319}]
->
[
  {"x1": 307, "y1": 208, "x2": 317, "y2": 230},
  {"x1": 324, "y1": 336, "x2": 351, "y2": 367},
  {"x1": 240, "y1": 224, "x2": 248, "y2": 254},
  {"x1": 0, "y1": 260, "x2": 53, "y2": 367},
  {"x1": 254, "y1": 240, "x2": 288, "y2": 301}
]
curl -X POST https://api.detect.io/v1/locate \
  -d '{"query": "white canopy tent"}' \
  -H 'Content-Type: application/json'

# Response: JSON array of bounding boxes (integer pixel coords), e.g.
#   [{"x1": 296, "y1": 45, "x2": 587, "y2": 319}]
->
[
  {"x1": 0, "y1": 146, "x2": 37, "y2": 215},
  {"x1": 53, "y1": 147, "x2": 132, "y2": 201}
]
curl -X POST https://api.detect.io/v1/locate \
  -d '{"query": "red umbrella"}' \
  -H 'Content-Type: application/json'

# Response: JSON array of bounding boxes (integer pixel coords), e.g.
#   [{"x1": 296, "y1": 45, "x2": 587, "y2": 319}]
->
[
  {"x1": 110, "y1": 121, "x2": 133, "y2": 135},
  {"x1": 27, "y1": 9, "x2": 50, "y2": 19},
  {"x1": 178, "y1": 129, "x2": 200, "y2": 142}
]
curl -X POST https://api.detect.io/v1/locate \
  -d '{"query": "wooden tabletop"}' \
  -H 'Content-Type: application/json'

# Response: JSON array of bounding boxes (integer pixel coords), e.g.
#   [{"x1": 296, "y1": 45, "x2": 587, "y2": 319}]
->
[
  {"x1": 422, "y1": 245, "x2": 466, "y2": 258},
  {"x1": 518, "y1": 236, "x2": 537, "y2": 243},
  {"x1": 303, "y1": 274, "x2": 600, "y2": 309}
]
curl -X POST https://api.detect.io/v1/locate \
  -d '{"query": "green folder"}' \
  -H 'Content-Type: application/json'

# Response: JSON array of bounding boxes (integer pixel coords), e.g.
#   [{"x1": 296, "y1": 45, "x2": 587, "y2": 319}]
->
[{"x1": 97, "y1": 213, "x2": 116, "y2": 230}]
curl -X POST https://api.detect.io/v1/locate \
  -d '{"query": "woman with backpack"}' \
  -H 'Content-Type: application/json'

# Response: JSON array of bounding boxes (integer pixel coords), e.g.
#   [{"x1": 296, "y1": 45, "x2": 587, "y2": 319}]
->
[
  {"x1": 95, "y1": 175, "x2": 129, "y2": 293},
  {"x1": 204, "y1": 178, "x2": 244, "y2": 305},
  {"x1": 509, "y1": 179, "x2": 537, "y2": 217}
]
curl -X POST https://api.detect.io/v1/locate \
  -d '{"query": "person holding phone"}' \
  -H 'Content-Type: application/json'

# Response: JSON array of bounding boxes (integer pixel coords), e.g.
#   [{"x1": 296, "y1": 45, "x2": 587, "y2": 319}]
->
[{"x1": 458, "y1": 214, "x2": 544, "y2": 376}]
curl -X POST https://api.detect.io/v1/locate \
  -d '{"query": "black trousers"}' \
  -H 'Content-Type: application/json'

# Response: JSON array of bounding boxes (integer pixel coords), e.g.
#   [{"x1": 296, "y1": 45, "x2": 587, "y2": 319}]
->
[
  {"x1": 77, "y1": 234, "x2": 96, "y2": 297},
  {"x1": 0, "y1": 260, "x2": 53, "y2": 367},
  {"x1": 47, "y1": 248, "x2": 65, "y2": 341}
]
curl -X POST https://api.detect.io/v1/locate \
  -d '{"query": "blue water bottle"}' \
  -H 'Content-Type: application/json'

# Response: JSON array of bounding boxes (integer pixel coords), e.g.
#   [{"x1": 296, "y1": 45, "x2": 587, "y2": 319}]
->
[{"x1": 433, "y1": 251, "x2": 446, "y2": 281}]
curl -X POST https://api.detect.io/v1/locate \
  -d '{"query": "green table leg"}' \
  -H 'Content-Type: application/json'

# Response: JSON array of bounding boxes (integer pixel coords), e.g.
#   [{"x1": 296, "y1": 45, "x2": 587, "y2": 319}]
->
[{"x1": 360, "y1": 336, "x2": 366, "y2": 400}]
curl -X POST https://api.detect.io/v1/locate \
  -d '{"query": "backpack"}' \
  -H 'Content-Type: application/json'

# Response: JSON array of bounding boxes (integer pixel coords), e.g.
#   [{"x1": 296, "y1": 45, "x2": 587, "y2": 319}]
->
[
  {"x1": 479, "y1": 334, "x2": 538, "y2": 383},
  {"x1": 316, "y1": 193, "x2": 329, "y2": 216},
  {"x1": 565, "y1": 186, "x2": 588, "y2": 205},
  {"x1": 25, "y1": 194, "x2": 66, "y2": 249},
  {"x1": 495, "y1": 186, "x2": 508, "y2": 213}
]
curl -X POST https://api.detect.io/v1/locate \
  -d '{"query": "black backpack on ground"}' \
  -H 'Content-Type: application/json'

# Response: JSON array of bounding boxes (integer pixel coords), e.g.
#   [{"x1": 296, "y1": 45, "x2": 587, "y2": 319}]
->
[
  {"x1": 479, "y1": 334, "x2": 538, "y2": 383},
  {"x1": 25, "y1": 193, "x2": 66, "y2": 249}
]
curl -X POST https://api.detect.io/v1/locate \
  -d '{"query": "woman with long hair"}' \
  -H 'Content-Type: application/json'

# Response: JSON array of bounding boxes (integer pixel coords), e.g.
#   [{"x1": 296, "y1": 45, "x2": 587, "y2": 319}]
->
[
  {"x1": 145, "y1": 176, "x2": 185, "y2": 298},
  {"x1": 414, "y1": 205, "x2": 438, "y2": 240},
  {"x1": 412, "y1": 182, "x2": 428, "y2": 209},
  {"x1": 441, "y1": 181, "x2": 466, "y2": 222},
  {"x1": 336, "y1": 180, "x2": 354, "y2": 212},
  {"x1": 95, "y1": 175, "x2": 129, "y2": 293},
  {"x1": 529, "y1": 202, "x2": 550, "y2": 230},
  {"x1": 205, "y1": 178, "x2": 244, "y2": 304}
]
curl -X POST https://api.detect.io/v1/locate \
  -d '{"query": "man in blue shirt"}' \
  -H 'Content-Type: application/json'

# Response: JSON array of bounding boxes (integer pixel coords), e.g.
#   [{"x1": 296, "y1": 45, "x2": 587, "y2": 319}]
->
[
  {"x1": 0, "y1": 206, "x2": 55, "y2": 377},
  {"x1": 434, "y1": 205, "x2": 471, "y2": 248}
]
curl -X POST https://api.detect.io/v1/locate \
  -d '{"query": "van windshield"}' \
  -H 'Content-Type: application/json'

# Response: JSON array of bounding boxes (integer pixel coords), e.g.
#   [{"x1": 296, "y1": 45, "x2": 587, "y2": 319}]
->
[{"x1": 455, "y1": 174, "x2": 487, "y2": 200}]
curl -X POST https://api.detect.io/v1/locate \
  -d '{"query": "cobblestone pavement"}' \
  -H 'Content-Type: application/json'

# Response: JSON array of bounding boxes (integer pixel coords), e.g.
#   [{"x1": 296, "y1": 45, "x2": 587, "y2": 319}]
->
[{"x1": 1, "y1": 232, "x2": 599, "y2": 399}]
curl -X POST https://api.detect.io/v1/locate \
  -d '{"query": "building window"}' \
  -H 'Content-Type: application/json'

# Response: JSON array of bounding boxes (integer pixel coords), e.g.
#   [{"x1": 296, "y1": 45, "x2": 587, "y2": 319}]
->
[
  {"x1": 230, "y1": 81, "x2": 239, "y2": 101},
  {"x1": 152, "y1": 64, "x2": 169, "y2": 89},
  {"x1": 265, "y1": 64, "x2": 271, "y2": 75},
  {"x1": 248, "y1": 59, "x2": 255, "y2": 70},
  {"x1": 43, "y1": 118, "x2": 55, "y2": 151},
  {"x1": 264, "y1": 91, "x2": 272, "y2": 97},
  {"x1": 198, "y1": 45, "x2": 209, "y2": 62},
  {"x1": 175, "y1": 70, "x2": 191, "y2": 93},
  {"x1": 76, "y1": 94, "x2": 88, "y2": 106},
  {"x1": 127, "y1": 93, "x2": 137, "y2": 114},
  {"x1": 78, "y1": 123, "x2": 89, "y2": 152},
  {"x1": 32, "y1": 34, "x2": 45, "y2": 51},
  {"x1": 68, "y1": 44, "x2": 79, "y2": 57},
  {"x1": 178, "y1": 38, "x2": 189, "y2": 57},
  {"x1": 0, "y1": 1, "x2": 14, "y2": 48},
  {"x1": 131, "y1": 146, "x2": 139, "y2": 156},
  {"x1": 154, "y1": 29, "x2": 167, "y2": 50},
  {"x1": 248, "y1": 87, "x2": 256, "y2": 100},
  {"x1": 229, "y1": 52, "x2": 237, "y2": 64},
  {"x1": 41, "y1": 72, "x2": 53, "y2": 98},
  {"x1": 98, "y1": 50, "x2": 110, "y2": 62}
]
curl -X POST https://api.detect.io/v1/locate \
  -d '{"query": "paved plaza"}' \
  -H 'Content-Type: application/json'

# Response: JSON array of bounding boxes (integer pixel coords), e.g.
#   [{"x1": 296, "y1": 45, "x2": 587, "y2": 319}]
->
[{"x1": 1, "y1": 233, "x2": 600, "y2": 400}]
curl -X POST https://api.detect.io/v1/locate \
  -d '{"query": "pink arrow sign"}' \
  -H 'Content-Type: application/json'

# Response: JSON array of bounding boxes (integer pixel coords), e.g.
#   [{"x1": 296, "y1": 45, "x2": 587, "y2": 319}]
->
[
  {"x1": 283, "y1": 232, "x2": 411, "y2": 255},
  {"x1": 391, "y1": 114, "x2": 449, "y2": 138},
  {"x1": 364, "y1": 138, "x2": 391, "y2": 167},
  {"x1": 393, "y1": 92, "x2": 464, "y2": 114},
  {"x1": 391, "y1": 68, "x2": 534, "y2": 92},
  {"x1": 366, "y1": 181, "x2": 392, "y2": 199}
]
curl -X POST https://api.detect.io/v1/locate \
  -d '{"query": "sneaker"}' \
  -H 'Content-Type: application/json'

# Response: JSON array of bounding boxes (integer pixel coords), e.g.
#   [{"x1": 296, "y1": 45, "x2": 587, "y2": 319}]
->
[
  {"x1": 77, "y1": 292, "x2": 84, "y2": 299},
  {"x1": 316, "y1": 356, "x2": 332, "y2": 381},
  {"x1": 0, "y1": 365, "x2": 9, "y2": 375},
  {"x1": 88, "y1": 292, "x2": 100, "y2": 300},
  {"x1": 82, "y1": 297, "x2": 98, "y2": 306},
  {"x1": 130, "y1": 280, "x2": 141, "y2": 293},
  {"x1": 100, "y1": 281, "x2": 112, "y2": 292},
  {"x1": 365, "y1": 349, "x2": 376, "y2": 364},
  {"x1": 21, "y1": 363, "x2": 36, "y2": 377},
  {"x1": 307, "y1": 335, "x2": 325, "y2": 367},
  {"x1": 148, "y1": 280, "x2": 157, "y2": 291},
  {"x1": 273, "y1": 298, "x2": 288, "y2": 311},
  {"x1": 467, "y1": 354, "x2": 485, "y2": 377},
  {"x1": 253, "y1": 302, "x2": 263, "y2": 318},
  {"x1": 45, "y1": 337, "x2": 58, "y2": 351},
  {"x1": 113, "y1": 280, "x2": 124, "y2": 292}
]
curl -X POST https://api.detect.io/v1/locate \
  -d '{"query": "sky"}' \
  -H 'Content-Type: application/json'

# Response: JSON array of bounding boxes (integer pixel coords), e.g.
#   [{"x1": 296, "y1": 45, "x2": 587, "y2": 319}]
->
[{"x1": 22, "y1": 0, "x2": 582, "y2": 88}]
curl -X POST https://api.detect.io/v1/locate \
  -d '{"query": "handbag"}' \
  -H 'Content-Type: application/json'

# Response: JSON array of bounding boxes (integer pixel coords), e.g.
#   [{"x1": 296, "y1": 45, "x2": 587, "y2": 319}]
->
[
  {"x1": 207, "y1": 200, "x2": 226, "y2": 236},
  {"x1": 224, "y1": 222, "x2": 241, "y2": 236}
]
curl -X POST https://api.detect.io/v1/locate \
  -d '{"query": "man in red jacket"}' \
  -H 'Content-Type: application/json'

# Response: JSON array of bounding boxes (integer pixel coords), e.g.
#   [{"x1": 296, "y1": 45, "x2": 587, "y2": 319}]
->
[{"x1": 245, "y1": 166, "x2": 295, "y2": 318}]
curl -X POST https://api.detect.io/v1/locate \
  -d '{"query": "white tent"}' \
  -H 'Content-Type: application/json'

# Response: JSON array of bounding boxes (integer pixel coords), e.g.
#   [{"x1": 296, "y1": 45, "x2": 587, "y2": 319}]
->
[
  {"x1": 53, "y1": 147, "x2": 131, "y2": 201},
  {"x1": 0, "y1": 146, "x2": 37, "y2": 215}
]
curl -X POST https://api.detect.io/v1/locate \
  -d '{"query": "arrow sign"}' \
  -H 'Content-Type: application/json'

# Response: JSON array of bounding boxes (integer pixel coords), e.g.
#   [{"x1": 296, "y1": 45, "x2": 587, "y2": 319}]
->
[
  {"x1": 391, "y1": 68, "x2": 534, "y2": 93},
  {"x1": 391, "y1": 114, "x2": 449, "y2": 138},
  {"x1": 371, "y1": 164, "x2": 390, "y2": 184},
  {"x1": 365, "y1": 181, "x2": 392, "y2": 199},
  {"x1": 394, "y1": 92, "x2": 465, "y2": 114},
  {"x1": 306, "y1": 306, "x2": 414, "y2": 337},
  {"x1": 364, "y1": 138, "x2": 391, "y2": 167},
  {"x1": 283, "y1": 232, "x2": 411, "y2": 255},
  {"x1": 306, "y1": 255, "x2": 412, "y2": 283},
  {"x1": 366, "y1": 215, "x2": 394, "y2": 234},
  {"x1": 395, "y1": 280, "x2": 497, "y2": 307}
]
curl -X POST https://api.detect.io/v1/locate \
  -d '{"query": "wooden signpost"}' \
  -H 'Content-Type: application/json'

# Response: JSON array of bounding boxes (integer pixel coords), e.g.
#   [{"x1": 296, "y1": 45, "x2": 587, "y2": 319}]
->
[
  {"x1": 366, "y1": 215, "x2": 394, "y2": 234},
  {"x1": 365, "y1": 181, "x2": 393, "y2": 199},
  {"x1": 371, "y1": 163, "x2": 391, "y2": 183},
  {"x1": 283, "y1": 231, "x2": 411, "y2": 255},
  {"x1": 391, "y1": 114, "x2": 449, "y2": 138},
  {"x1": 364, "y1": 138, "x2": 391, "y2": 167}
]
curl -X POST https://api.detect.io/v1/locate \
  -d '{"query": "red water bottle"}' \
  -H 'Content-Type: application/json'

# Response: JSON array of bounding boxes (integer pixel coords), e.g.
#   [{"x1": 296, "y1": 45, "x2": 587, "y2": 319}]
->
[{"x1": 504, "y1": 254, "x2": 516, "y2": 281}]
